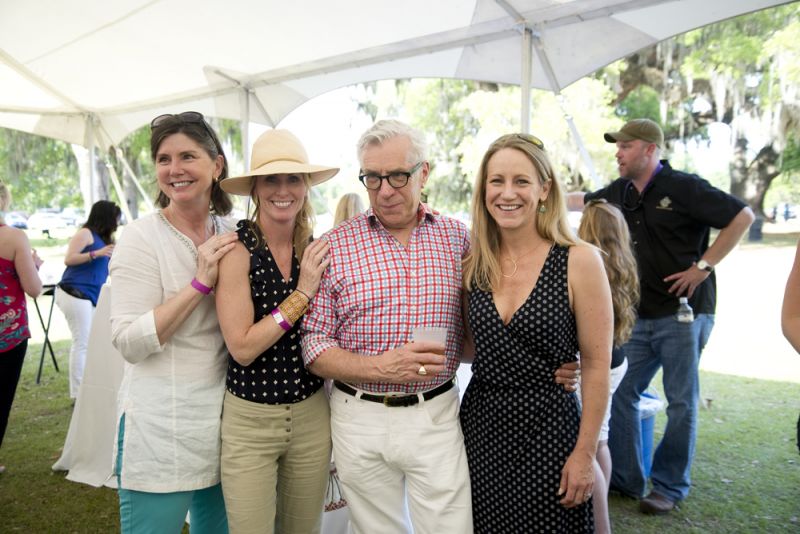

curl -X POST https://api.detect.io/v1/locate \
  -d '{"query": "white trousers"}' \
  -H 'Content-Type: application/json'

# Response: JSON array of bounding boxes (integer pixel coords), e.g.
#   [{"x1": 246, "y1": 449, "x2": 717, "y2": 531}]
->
[
  {"x1": 329, "y1": 385, "x2": 473, "y2": 534},
  {"x1": 55, "y1": 287, "x2": 95, "y2": 399}
]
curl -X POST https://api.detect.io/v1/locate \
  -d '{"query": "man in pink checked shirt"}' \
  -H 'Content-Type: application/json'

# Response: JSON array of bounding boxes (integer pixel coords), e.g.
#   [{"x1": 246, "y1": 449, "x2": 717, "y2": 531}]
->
[{"x1": 301, "y1": 119, "x2": 473, "y2": 533}]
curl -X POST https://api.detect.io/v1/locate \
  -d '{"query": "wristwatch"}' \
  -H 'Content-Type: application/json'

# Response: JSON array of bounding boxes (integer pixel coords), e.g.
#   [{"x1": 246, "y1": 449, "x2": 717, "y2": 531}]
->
[{"x1": 696, "y1": 260, "x2": 714, "y2": 272}]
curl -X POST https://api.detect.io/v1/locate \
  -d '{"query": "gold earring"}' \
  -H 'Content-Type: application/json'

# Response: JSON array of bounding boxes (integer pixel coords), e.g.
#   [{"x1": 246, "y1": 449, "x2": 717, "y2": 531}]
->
[{"x1": 538, "y1": 203, "x2": 547, "y2": 213}]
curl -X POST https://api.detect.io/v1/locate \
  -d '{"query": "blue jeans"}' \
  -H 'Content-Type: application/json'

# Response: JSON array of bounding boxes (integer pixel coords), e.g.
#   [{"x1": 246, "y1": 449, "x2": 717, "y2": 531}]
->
[{"x1": 608, "y1": 314, "x2": 714, "y2": 502}]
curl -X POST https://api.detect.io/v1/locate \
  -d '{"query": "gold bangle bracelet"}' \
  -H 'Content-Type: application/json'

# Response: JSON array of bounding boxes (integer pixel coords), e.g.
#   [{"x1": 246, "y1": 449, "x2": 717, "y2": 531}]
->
[{"x1": 278, "y1": 291, "x2": 309, "y2": 325}]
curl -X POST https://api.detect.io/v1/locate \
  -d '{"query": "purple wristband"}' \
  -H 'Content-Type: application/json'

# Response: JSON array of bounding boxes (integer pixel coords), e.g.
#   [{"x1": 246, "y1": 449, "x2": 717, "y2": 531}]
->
[
  {"x1": 271, "y1": 308, "x2": 291, "y2": 331},
  {"x1": 191, "y1": 278, "x2": 213, "y2": 295}
]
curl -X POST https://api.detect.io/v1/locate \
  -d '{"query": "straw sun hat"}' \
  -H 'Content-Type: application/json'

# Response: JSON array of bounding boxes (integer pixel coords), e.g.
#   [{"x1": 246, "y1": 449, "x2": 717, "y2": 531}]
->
[{"x1": 221, "y1": 129, "x2": 339, "y2": 195}]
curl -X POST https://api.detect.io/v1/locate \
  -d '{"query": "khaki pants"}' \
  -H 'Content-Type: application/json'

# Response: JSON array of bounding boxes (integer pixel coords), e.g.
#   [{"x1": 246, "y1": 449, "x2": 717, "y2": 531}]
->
[
  {"x1": 221, "y1": 389, "x2": 331, "y2": 534},
  {"x1": 330, "y1": 386, "x2": 473, "y2": 534}
]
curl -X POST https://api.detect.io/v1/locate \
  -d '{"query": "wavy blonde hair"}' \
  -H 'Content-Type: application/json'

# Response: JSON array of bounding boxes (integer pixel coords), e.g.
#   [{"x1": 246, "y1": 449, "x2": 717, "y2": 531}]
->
[
  {"x1": 578, "y1": 199, "x2": 640, "y2": 346},
  {"x1": 333, "y1": 193, "x2": 365, "y2": 226},
  {"x1": 248, "y1": 173, "x2": 315, "y2": 260},
  {"x1": 463, "y1": 133, "x2": 580, "y2": 292}
]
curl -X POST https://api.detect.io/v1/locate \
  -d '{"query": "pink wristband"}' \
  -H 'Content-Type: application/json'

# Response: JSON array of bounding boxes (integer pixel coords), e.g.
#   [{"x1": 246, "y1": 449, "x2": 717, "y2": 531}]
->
[
  {"x1": 271, "y1": 308, "x2": 291, "y2": 331},
  {"x1": 89, "y1": 250, "x2": 96, "y2": 260},
  {"x1": 190, "y1": 278, "x2": 213, "y2": 295}
]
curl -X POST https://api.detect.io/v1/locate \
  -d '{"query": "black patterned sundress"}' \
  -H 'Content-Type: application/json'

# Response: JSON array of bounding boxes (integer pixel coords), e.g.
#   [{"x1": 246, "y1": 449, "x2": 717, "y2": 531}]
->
[{"x1": 460, "y1": 244, "x2": 593, "y2": 533}]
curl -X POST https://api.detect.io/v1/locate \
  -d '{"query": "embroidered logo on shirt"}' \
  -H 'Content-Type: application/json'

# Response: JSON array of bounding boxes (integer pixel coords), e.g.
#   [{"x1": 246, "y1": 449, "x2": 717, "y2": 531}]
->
[{"x1": 656, "y1": 196, "x2": 673, "y2": 210}]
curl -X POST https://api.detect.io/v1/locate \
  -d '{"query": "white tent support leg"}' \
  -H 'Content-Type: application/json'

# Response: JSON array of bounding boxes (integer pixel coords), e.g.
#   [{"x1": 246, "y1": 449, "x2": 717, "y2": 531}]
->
[
  {"x1": 103, "y1": 161, "x2": 133, "y2": 223},
  {"x1": 494, "y1": 0, "x2": 533, "y2": 133},
  {"x1": 521, "y1": 27, "x2": 532, "y2": 133},
  {"x1": 241, "y1": 88, "x2": 251, "y2": 174},
  {"x1": 532, "y1": 31, "x2": 599, "y2": 188},
  {"x1": 87, "y1": 117, "x2": 96, "y2": 205},
  {"x1": 562, "y1": 102, "x2": 599, "y2": 190},
  {"x1": 93, "y1": 130, "x2": 133, "y2": 223},
  {"x1": 113, "y1": 146, "x2": 154, "y2": 213}
]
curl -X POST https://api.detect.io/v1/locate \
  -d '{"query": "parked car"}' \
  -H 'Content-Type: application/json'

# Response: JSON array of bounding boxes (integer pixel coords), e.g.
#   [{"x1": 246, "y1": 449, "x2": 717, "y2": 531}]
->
[
  {"x1": 60, "y1": 207, "x2": 86, "y2": 226},
  {"x1": 27, "y1": 208, "x2": 69, "y2": 232},
  {"x1": 4, "y1": 211, "x2": 28, "y2": 229}
]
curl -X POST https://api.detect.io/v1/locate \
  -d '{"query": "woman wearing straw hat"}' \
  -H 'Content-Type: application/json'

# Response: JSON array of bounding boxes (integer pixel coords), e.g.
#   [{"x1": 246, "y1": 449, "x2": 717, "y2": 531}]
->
[{"x1": 216, "y1": 129, "x2": 338, "y2": 534}]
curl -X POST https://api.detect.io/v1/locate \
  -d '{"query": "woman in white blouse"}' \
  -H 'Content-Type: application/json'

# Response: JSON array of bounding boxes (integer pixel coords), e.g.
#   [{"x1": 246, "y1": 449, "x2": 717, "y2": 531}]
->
[{"x1": 109, "y1": 112, "x2": 238, "y2": 533}]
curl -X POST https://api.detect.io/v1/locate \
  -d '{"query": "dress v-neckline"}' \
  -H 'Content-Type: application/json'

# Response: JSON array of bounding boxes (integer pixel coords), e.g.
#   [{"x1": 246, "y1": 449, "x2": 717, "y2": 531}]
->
[
  {"x1": 491, "y1": 244, "x2": 554, "y2": 327},
  {"x1": 262, "y1": 243, "x2": 295, "y2": 284}
]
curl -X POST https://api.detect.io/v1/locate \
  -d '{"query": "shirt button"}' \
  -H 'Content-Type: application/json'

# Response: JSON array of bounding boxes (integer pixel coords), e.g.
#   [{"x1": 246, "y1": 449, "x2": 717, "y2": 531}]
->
[
  {"x1": 285, "y1": 428, "x2": 291, "y2": 433},
  {"x1": 285, "y1": 418, "x2": 291, "y2": 422}
]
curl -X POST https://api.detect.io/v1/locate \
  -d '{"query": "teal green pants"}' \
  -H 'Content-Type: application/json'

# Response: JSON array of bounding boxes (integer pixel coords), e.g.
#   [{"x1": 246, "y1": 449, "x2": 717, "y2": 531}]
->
[{"x1": 116, "y1": 415, "x2": 228, "y2": 534}]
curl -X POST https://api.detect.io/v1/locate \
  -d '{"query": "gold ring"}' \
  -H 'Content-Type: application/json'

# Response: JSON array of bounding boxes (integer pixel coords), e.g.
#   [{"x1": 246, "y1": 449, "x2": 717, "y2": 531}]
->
[{"x1": 417, "y1": 365, "x2": 427, "y2": 376}]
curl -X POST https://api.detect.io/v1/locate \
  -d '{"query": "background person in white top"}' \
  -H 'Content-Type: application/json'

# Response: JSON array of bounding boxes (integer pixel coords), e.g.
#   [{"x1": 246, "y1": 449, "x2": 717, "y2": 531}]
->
[{"x1": 109, "y1": 112, "x2": 238, "y2": 534}]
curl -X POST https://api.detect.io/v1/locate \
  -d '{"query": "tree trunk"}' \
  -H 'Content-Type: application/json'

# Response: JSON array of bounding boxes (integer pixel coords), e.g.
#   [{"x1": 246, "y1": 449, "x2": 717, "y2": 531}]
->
[{"x1": 730, "y1": 137, "x2": 780, "y2": 217}]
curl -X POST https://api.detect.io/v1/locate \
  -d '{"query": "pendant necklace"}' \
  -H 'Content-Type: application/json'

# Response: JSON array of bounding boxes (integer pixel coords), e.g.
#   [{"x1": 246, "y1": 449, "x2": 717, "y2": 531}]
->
[{"x1": 501, "y1": 239, "x2": 546, "y2": 278}]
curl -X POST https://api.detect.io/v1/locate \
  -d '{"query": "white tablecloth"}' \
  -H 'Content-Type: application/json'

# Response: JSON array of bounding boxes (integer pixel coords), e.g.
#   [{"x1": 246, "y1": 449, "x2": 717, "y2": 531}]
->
[{"x1": 52, "y1": 284, "x2": 123, "y2": 488}]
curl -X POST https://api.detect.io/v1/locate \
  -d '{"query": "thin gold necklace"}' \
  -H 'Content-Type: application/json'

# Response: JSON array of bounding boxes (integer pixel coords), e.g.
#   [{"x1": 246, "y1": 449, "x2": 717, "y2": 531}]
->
[{"x1": 501, "y1": 239, "x2": 546, "y2": 278}]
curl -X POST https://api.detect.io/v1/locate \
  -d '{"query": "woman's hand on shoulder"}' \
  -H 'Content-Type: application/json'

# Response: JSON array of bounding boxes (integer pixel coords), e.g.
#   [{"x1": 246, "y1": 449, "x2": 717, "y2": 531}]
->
[
  {"x1": 195, "y1": 231, "x2": 238, "y2": 288},
  {"x1": 297, "y1": 239, "x2": 330, "y2": 300}
]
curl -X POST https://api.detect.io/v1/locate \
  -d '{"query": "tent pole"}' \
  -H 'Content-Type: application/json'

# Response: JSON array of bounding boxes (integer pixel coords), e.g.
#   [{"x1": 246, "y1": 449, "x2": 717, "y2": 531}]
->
[
  {"x1": 242, "y1": 88, "x2": 251, "y2": 174},
  {"x1": 241, "y1": 88, "x2": 252, "y2": 215},
  {"x1": 114, "y1": 146, "x2": 154, "y2": 213},
  {"x1": 532, "y1": 32, "x2": 599, "y2": 188},
  {"x1": 87, "y1": 116, "x2": 96, "y2": 205},
  {"x1": 521, "y1": 27, "x2": 532, "y2": 134}
]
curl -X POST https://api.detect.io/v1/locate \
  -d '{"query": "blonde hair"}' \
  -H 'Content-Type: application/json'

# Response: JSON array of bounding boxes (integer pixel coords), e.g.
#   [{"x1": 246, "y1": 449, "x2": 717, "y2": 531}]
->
[
  {"x1": 578, "y1": 199, "x2": 640, "y2": 346},
  {"x1": 463, "y1": 133, "x2": 580, "y2": 292},
  {"x1": 248, "y1": 173, "x2": 315, "y2": 260},
  {"x1": 333, "y1": 193, "x2": 365, "y2": 226}
]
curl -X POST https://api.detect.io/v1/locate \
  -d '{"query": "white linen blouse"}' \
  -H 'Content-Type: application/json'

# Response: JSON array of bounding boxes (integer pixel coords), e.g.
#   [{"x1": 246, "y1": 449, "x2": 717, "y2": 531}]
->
[{"x1": 109, "y1": 211, "x2": 233, "y2": 493}]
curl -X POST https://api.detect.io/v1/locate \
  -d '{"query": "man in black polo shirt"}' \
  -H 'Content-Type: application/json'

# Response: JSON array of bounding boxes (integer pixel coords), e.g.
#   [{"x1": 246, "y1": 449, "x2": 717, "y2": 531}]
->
[{"x1": 568, "y1": 119, "x2": 754, "y2": 514}]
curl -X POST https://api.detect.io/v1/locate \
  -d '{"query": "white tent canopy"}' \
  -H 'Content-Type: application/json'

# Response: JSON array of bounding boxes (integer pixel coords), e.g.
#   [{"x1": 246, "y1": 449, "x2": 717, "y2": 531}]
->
[{"x1": 0, "y1": 0, "x2": 794, "y2": 151}]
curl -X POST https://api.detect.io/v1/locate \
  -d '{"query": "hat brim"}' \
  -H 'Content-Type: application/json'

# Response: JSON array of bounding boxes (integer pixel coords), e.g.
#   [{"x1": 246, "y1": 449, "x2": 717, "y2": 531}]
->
[
  {"x1": 220, "y1": 161, "x2": 340, "y2": 196},
  {"x1": 604, "y1": 131, "x2": 636, "y2": 144}
]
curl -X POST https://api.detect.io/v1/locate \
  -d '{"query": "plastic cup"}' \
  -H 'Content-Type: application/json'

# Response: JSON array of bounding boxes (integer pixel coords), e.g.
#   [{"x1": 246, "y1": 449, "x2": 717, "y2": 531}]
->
[{"x1": 412, "y1": 327, "x2": 448, "y2": 354}]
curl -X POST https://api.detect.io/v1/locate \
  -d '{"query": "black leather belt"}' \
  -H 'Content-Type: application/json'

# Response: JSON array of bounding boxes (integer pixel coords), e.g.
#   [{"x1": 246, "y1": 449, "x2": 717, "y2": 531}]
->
[{"x1": 333, "y1": 379, "x2": 454, "y2": 407}]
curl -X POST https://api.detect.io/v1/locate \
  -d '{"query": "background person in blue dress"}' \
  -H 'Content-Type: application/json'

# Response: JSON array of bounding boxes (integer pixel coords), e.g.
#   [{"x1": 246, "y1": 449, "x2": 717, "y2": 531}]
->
[{"x1": 55, "y1": 200, "x2": 121, "y2": 399}]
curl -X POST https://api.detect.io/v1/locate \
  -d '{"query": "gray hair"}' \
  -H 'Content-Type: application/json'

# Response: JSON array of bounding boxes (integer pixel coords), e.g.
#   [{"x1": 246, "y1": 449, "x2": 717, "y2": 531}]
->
[{"x1": 357, "y1": 119, "x2": 427, "y2": 167}]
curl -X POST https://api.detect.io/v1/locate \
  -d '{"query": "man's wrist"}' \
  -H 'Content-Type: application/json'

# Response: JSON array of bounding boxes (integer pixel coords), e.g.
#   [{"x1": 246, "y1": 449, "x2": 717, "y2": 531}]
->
[{"x1": 696, "y1": 259, "x2": 714, "y2": 272}]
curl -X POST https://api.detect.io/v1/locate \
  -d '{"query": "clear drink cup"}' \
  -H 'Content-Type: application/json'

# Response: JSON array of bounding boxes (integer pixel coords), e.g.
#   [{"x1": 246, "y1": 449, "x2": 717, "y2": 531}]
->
[{"x1": 412, "y1": 327, "x2": 448, "y2": 354}]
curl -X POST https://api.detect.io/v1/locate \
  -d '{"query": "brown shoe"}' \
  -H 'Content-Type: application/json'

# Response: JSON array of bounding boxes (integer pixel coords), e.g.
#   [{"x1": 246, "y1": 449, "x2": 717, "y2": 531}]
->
[{"x1": 639, "y1": 491, "x2": 676, "y2": 515}]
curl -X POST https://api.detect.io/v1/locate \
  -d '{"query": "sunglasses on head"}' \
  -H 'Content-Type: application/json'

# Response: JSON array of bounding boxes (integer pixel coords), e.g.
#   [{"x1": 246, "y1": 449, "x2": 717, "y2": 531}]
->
[
  {"x1": 512, "y1": 133, "x2": 545, "y2": 150},
  {"x1": 150, "y1": 112, "x2": 222, "y2": 154}
]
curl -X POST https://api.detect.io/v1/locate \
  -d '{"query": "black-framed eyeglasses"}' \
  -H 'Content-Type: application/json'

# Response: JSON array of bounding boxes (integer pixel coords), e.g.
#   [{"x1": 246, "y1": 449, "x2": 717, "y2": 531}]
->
[
  {"x1": 513, "y1": 133, "x2": 545, "y2": 150},
  {"x1": 359, "y1": 161, "x2": 424, "y2": 190},
  {"x1": 151, "y1": 111, "x2": 216, "y2": 140}
]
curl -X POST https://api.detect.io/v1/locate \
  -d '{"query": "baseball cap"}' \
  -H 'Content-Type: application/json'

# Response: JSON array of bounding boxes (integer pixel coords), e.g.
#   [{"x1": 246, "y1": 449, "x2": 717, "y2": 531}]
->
[{"x1": 604, "y1": 119, "x2": 664, "y2": 148}]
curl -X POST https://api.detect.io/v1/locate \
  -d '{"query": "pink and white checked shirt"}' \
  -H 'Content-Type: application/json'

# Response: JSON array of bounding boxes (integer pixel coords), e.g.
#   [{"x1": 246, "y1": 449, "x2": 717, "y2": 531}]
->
[{"x1": 301, "y1": 203, "x2": 469, "y2": 394}]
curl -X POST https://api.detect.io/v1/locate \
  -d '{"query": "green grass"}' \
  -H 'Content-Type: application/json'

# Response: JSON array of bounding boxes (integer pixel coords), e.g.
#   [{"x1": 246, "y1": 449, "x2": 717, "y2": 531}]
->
[
  {"x1": 1, "y1": 342, "x2": 799, "y2": 532},
  {"x1": 0, "y1": 341, "x2": 118, "y2": 533}
]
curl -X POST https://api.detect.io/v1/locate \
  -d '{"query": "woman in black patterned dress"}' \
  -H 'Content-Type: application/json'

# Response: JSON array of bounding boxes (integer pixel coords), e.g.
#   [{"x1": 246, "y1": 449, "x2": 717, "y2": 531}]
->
[
  {"x1": 215, "y1": 129, "x2": 339, "y2": 534},
  {"x1": 460, "y1": 133, "x2": 612, "y2": 533}
]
